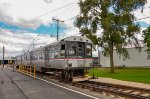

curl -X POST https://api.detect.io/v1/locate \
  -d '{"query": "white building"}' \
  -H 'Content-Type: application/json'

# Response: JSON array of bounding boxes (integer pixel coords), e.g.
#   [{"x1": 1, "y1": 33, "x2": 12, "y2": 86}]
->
[{"x1": 100, "y1": 46, "x2": 150, "y2": 67}]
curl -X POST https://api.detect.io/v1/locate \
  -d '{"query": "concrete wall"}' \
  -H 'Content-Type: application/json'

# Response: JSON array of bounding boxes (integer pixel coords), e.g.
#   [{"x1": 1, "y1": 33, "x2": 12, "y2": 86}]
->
[{"x1": 100, "y1": 46, "x2": 150, "y2": 67}]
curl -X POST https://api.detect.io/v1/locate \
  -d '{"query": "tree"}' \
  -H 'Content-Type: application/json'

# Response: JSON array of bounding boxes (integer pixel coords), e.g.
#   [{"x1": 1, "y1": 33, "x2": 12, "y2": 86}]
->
[
  {"x1": 143, "y1": 26, "x2": 150, "y2": 54},
  {"x1": 75, "y1": 0, "x2": 147, "y2": 73}
]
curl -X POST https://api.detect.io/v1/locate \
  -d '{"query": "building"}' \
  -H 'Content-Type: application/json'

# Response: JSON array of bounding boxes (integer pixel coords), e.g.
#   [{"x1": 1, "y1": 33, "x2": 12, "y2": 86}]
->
[
  {"x1": 0, "y1": 57, "x2": 15, "y2": 65},
  {"x1": 100, "y1": 46, "x2": 150, "y2": 67}
]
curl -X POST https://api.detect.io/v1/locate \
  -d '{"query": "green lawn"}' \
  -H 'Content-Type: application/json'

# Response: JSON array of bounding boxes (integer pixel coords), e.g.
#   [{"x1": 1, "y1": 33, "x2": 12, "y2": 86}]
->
[{"x1": 88, "y1": 68, "x2": 150, "y2": 84}]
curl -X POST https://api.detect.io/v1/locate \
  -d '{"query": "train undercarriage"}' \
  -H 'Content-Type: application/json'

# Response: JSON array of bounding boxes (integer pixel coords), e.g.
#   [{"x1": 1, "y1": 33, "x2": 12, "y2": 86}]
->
[
  {"x1": 15, "y1": 64, "x2": 92, "y2": 82},
  {"x1": 41, "y1": 67, "x2": 91, "y2": 82}
]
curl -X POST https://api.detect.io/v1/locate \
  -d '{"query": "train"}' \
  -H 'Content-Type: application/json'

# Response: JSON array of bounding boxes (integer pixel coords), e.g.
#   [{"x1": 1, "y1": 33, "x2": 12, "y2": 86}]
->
[{"x1": 15, "y1": 36, "x2": 93, "y2": 82}]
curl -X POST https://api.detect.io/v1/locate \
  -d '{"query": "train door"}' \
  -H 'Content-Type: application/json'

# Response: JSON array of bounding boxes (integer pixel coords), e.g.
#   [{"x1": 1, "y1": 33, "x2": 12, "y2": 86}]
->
[
  {"x1": 77, "y1": 42, "x2": 85, "y2": 67},
  {"x1": 78, "y1": 42, "x2": 85, "y2": 58},
  {"x1": 45, "y1": 47, "x2": 49, "y2": 67}
]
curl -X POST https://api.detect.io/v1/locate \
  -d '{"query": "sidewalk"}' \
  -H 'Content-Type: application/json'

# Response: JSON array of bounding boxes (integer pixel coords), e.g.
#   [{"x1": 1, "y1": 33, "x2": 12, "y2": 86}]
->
[{"x1": 0, "y1": 67, "x2": 96, "y2": 99}]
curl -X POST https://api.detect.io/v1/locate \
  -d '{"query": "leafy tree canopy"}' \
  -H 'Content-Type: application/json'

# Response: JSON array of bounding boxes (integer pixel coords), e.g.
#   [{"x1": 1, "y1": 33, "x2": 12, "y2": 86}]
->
[
  {"x1": 75, "y1": 0, "x2": 147, "y2": 73},
  {"x1": 143, "y1": 26, "x2": 150, "y2": 54}
]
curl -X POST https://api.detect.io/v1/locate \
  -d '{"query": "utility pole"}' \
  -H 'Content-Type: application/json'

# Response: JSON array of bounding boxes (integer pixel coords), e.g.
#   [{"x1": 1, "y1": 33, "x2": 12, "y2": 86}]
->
[
  {"x1": 97, "y1": 46, "x2": 101, "y2": 66},
  {"x1": 31, "y1": 43, "x2": 35, "y2": 50},
  {"x1": 52, "y1": 18, "x2": 64, "y2": 41},
  {"x1": 3, "y1": 46, "x2": 5, "y2": 68}
]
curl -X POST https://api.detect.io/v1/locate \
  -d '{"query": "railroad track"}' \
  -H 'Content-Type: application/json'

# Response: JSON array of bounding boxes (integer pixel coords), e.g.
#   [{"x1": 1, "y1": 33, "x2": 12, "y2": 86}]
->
[
  {"x1": 71, "y1": 80, "x2": 150, "y2": 99},
  {"x1": 35, "y1": 71, "x2": 150, "y2": 99}
]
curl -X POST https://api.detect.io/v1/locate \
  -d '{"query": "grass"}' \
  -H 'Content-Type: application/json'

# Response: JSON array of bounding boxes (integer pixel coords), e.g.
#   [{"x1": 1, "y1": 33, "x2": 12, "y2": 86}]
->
[{"x1": 88, "y1": 67, "x2": 150, "y2": 84}]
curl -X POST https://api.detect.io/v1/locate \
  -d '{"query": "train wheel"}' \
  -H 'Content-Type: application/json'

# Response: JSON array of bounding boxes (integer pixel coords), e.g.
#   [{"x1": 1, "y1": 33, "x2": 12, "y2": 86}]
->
[
  {"x1": 68, "y1": 71, "x2": 73, "y2": 82},
  {"x1": 65, "y1": 70, "x2": 73, "y2": 82},
  {"x1": 53, "y1": 71, "x2": 57, "y2": 79}
]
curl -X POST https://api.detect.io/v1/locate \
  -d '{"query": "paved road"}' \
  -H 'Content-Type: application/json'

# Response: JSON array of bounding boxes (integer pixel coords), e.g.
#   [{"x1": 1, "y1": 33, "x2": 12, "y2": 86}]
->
[{"x1": 0, "y1": 67, "x2": 99, "y2": 99}]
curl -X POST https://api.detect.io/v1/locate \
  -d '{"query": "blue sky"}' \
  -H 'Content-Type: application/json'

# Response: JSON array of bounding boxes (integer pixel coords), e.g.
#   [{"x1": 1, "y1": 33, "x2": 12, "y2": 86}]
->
[
  {"x1": 0, "y1": 19, "x2": 149, "y2": 35},
  {"x1": 136, "y1": 21, "x2": 150, "y2": 28},
  {"x1": 0, "y1": 21, "x2": 67, "y2": 35}
]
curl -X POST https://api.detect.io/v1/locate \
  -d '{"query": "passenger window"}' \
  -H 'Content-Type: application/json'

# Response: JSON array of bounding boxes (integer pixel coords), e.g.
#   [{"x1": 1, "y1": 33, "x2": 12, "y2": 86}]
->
[
  {"x1": 54, "y1": 52, "x2": 58, "y2": 58},
  {"x1": 61, "y1": 44, "x2": 65, "y2": 57},
  {"x1": 61, "y1": 44, "x2": 65, "y2": 50},
  {"x1": 51, "y1": 52, "x2": 54, "y2": 58}
]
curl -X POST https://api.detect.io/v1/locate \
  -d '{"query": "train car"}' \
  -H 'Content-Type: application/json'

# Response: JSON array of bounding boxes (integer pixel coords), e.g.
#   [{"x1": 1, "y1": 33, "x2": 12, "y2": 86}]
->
[
  {"x1": 15, "y1": 54, "x2": 23, "y2": 68},
  {"x1": 16, "y1": 36, "x2": 93, "y2": 82},
  {"x1": 30, "y1": 46, "x2": 45, "y2": 71}
]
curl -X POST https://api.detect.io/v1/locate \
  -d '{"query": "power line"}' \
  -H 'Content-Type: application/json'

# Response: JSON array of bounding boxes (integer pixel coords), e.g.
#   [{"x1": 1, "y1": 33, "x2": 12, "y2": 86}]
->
[
  {"x1": 54, "y1": 4, "x2": 77, "y2": 18},
  {"x1": 136, "y1": 16, "x2": 150, "y2": 21},
  {"x1": 32, "y1": 1, "x2": 78, "y2": 19}
]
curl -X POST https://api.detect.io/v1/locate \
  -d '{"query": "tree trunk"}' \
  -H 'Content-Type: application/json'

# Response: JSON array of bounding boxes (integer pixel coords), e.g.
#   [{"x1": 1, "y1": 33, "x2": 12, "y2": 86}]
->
[{"x1": 109, "y1": 41, "x2": 115, "y2": 73}]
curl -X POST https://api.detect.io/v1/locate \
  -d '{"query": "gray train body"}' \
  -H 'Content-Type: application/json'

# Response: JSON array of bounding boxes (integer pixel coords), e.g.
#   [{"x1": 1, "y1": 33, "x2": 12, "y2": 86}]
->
[{"x1": 15, "y1": 36, "x2": 93, "y2": 81}]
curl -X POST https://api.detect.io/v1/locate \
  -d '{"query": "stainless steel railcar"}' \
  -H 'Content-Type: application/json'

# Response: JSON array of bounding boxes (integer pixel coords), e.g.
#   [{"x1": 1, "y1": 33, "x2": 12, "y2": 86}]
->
[{"x1": 16, "y1": 36, "x2": 93, "y2": 81}]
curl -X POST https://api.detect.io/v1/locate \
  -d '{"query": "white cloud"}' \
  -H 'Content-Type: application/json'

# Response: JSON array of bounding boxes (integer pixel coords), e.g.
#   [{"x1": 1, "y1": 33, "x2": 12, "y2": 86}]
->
[
  {"x1": 134, "y1": 1, "x2": 150, "y2": 24},
  {"x1": 0, "y1": 28, "x2": 56, "y2": 57},
  {"x1": 0, "y1": 0, "x2": 79, "y2": 29}
]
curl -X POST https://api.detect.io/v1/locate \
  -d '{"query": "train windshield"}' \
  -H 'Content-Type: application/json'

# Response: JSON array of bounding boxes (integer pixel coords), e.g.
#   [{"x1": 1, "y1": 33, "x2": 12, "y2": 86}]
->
[
  {"x1": 68, "y1": 43, "x2": 77, "y2": 57},
  {"x1": 67, "y1": 42, "x2": 92, "y2": 58}
]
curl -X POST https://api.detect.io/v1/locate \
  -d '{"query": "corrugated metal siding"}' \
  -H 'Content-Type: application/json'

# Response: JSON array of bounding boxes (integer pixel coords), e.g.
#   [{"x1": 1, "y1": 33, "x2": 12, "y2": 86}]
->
[{"x1": 100, "y1": 46, "x2": 150, "y2": 67}]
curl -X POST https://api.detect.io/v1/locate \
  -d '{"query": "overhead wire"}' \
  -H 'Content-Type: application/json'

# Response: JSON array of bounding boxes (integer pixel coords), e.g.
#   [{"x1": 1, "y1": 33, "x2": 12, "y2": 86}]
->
[
  {"x1": 32, "y1": 1, "x2": 78, "y2": 20},
  {"x1": 136, "y1": 16, "x2": 150, "y2": 21}
]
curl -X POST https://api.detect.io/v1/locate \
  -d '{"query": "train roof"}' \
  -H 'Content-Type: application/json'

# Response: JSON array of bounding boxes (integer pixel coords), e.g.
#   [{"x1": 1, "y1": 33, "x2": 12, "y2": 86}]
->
[
  {"x1": 46, "y1": 36, "x2": 93, "y2": 47},
  {"x1": 16, "y1": 36, "x2": 93, "y2": 57},
  {"x1": 62, "y1": 36, "x2": 93, "y2": 43}
]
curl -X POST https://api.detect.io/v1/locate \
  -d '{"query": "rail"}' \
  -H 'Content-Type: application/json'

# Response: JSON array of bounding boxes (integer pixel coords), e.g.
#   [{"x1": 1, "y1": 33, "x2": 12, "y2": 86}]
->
[{"x1": 72, "y1": 80, "x2": 150, "y2": 99}]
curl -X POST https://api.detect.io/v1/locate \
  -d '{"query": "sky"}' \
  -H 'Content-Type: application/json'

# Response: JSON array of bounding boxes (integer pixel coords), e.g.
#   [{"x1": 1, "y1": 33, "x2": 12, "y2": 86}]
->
[{"x1": 0, "y1": 0, "x2": 150, "y2": 58}]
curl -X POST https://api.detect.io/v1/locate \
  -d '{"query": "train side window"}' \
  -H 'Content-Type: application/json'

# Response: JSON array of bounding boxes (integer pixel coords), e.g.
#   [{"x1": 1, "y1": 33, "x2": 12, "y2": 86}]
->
[
  {"x1": 51, "y1": 52, "x2": 54, "y2": 58},
  {"x1": 61, "y1": 44, "x2": 65, "y2": 50},
  {"x1": 61, "y1": 44, "x2": 65, "y2": 57},
  {"x1": 54, "y1": 52, "x2": 58, "y2": 58}
]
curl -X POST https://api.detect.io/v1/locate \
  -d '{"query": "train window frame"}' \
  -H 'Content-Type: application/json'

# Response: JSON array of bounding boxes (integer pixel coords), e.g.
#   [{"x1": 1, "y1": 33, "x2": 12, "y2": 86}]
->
[{"x1": 86, "y1": 44, "x2": 92, "y2": 57}]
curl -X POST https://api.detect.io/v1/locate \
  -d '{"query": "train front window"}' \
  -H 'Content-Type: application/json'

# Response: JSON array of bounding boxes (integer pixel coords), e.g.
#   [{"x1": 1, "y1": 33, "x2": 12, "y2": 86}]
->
[
  {"x1": 78, "y1": 42, "x2": 85, "y2": 58},
  {"x1": 68, "y1": 43, "x2": 77, "y2": 57},
  {"x1": 79, "y1": 44, "x2": 83, "y2": 52},
  {"x1": 86, "y1": 44, "x2": 92, "y2": 57}
]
